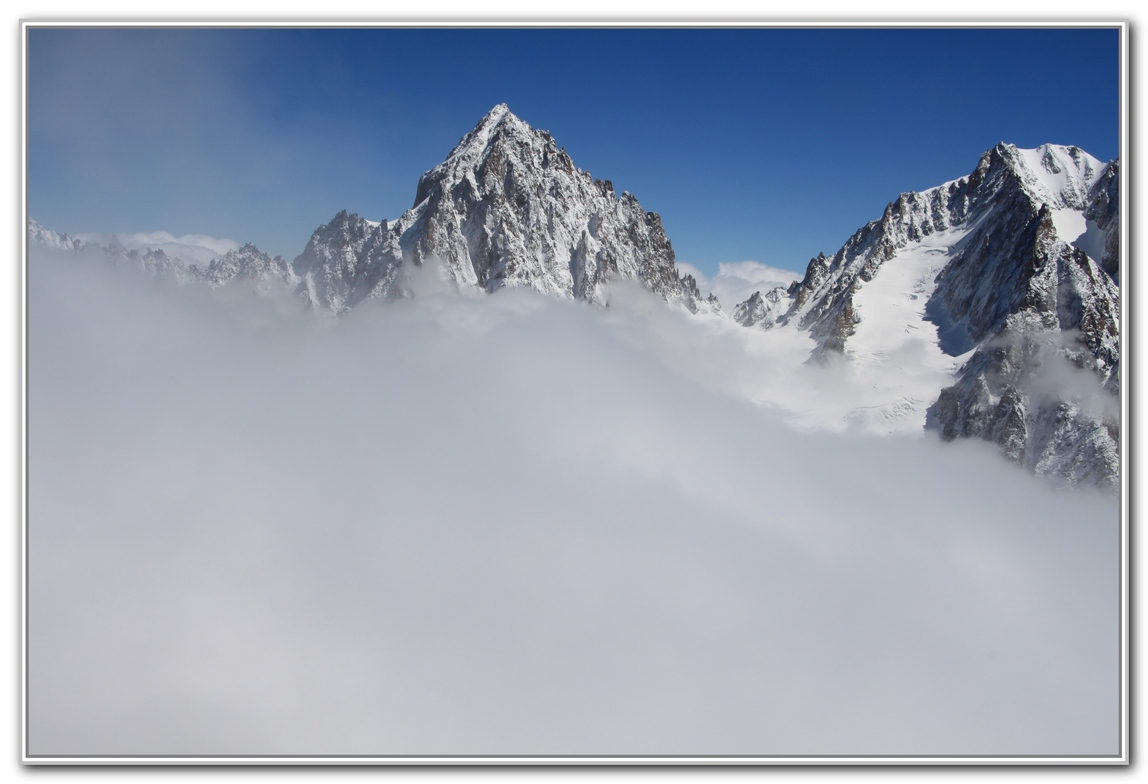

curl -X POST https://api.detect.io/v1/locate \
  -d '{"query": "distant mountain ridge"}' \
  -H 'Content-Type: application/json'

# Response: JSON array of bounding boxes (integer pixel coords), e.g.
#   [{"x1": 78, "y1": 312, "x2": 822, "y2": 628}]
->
[{"x1": 29, "y1": 219, "x2": 210, "y2": 285}]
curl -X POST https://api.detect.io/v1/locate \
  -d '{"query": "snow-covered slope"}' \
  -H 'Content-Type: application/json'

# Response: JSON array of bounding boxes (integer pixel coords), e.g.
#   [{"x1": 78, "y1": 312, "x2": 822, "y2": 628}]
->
[{"x1": 732, "y1": 143, "x2": 1120, "y2": 487}]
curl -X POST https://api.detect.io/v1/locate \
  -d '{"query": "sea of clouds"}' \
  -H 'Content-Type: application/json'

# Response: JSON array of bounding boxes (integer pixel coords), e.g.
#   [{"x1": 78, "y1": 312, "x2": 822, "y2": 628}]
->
[{"x1": 27, "y1": 250, "x2": 1120, "y2": 757}]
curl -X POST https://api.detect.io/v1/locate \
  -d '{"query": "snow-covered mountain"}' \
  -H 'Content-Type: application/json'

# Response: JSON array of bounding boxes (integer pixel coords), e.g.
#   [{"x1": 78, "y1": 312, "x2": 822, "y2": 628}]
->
[
  {"x1": 292, "y1": 104, "x2": 717, "y2": 313},
  {"x1": 733, "y1": 143, "x2": 1120, "y2": 487}
]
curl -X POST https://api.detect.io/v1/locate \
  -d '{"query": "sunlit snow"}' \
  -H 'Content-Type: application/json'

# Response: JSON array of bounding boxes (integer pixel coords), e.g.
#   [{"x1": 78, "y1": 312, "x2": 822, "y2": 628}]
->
[{"x1": 841, "y1": 228, "x2": 975, "y2": 433}]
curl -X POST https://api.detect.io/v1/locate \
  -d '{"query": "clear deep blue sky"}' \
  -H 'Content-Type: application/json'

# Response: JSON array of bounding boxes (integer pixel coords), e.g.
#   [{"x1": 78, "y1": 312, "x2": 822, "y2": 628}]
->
[{"x1": 27, "y1": 26, "x2": 1120, "y2": 275}]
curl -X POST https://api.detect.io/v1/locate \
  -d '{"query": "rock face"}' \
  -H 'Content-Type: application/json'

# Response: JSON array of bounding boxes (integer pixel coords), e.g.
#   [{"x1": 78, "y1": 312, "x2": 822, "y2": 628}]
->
[
  {"x1": 925, "y1": 148, "x2": 1119, "y2": 488},
  {"x1": 291, "y1": 210, "x2": 398, "y2": 311},
  {"x1": 294, "y1": 104, "x2": 714, "y2": 313},
  {"x1": 1084, "y1": 159, "x2": 1121, "y2": 281},
  {"x1": 733, "y1": 142, "x2": 1121, "y2": 487}
]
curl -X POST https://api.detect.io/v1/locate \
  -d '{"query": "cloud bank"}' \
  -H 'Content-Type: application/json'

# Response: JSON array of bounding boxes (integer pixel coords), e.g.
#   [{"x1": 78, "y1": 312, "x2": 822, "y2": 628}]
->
[{"x1": 27, "y1": 251, "x2": 1120, "y2": 757}]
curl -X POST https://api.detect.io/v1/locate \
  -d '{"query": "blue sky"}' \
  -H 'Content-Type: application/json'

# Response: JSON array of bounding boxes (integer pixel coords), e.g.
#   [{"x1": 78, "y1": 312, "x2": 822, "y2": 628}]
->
[{"x1": 27, "y1": 26, "x2": 1120, "y2": 275}]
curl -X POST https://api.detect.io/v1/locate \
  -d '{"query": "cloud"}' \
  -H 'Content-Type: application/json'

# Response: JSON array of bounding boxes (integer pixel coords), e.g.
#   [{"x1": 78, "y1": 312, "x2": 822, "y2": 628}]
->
[
  {"x1": 27, "y1": 251, "x2": 1120, "y2": 757},
  {"x1": 596, "y1": 281, "x2": 945, "y2": 436},
  {"x1": 678, "y1": 260, "x2": 802, "y2": 308},
  {"x1": 75, "y1": 230, "x2": 241, "y2": 265}
]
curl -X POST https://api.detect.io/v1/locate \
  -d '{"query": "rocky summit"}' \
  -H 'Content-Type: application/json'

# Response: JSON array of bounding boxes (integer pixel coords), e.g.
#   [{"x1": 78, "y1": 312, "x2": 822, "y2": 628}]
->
[{"x1": 291, "y1": 104, "x2": 716, "y2": 313}]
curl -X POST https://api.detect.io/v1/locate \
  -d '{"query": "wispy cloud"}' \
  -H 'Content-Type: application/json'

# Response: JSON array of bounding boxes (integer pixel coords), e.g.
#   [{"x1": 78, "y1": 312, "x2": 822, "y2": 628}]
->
[{"x1": 678, "y1": 260, "x2": 801, "y2": 308}]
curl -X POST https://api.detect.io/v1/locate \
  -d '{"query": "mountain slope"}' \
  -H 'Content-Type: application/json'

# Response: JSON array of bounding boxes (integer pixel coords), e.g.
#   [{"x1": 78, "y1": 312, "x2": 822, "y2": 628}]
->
[
  {"x1": 732, "y1": 143, "x2": 1120, "y2": 486},
  {"x1": 292, "y1": 210, "x2": 398, "y2": 311}
]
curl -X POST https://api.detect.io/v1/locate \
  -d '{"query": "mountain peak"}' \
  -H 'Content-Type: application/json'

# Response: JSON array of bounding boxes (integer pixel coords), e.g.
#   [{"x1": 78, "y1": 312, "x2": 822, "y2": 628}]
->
[
  {"x1": 412, "y1": 104, "x2": 544, "y2": 209},
  {"x1": 386, "y1": 105, "x2": 703, "y2": 309},
  {"x1": 482, "y1": 102, "x2": 512, "y2": 122},
  {"x1": 1011, "y1": 143, "x2": 1106, "y2": 215},
  {"x1": 456, "y1": 104, "x2": 533, "y2": 153},
  {"x1": 465, "y1": 103, "x2": 517, "y2": 141}
]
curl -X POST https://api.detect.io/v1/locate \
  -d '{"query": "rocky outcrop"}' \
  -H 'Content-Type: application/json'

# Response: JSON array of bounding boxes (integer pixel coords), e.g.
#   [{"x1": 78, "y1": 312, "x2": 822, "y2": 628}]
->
[
  {"x1": 205, "y1": 243, "x2": 297, "y2": 295},
  {"x1": 926, "y1": 324, "x2": 1119, "y2": 487},
  {"x1": 925, "y1": 201, "x2": 1119, "y2": 487},
  {"x1": 733, "y1": 287, "x2": 788, "y2": 328},
  {"x1": 292, "y1": 211, "x2": 399, "y2": 312}
]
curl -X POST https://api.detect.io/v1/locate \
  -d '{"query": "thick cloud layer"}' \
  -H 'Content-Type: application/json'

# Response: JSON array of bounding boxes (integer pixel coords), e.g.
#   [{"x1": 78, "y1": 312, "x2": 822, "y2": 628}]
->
[{"x1": 27, "y1": 253, "x2": 1120, "y2": 757}]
